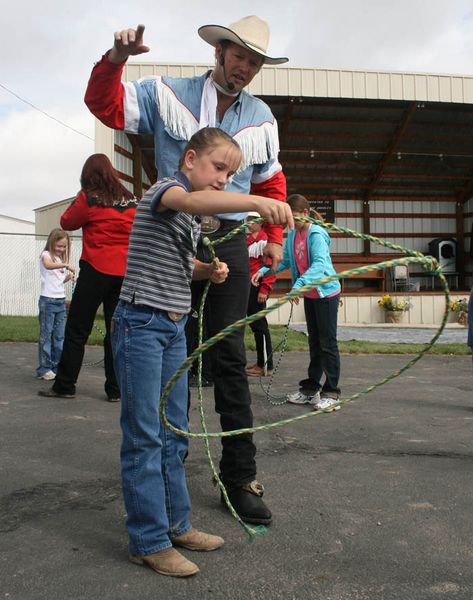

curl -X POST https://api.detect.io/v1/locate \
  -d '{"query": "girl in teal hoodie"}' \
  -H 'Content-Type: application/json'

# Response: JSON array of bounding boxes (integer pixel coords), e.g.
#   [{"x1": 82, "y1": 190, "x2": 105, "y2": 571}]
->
[{"x1": 252, "y1": 194, "x2": 341, "y2": 411}]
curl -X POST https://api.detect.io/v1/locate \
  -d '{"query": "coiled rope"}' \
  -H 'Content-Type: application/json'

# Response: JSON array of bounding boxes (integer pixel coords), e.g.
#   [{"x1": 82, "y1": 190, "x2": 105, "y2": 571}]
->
[{"x1": 160, "y1": 216, "x2": 450, "y2": 539}]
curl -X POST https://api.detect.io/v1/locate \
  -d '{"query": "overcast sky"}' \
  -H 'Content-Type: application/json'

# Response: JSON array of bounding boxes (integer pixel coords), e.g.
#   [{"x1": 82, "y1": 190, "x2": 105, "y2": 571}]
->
[{"x1": 1, "y1": 0, "x2": 472, "y2": 221}]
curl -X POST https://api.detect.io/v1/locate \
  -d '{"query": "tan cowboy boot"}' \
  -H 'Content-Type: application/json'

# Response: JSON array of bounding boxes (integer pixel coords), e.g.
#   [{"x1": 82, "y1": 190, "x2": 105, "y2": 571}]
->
[
  {"x1": 171, "y1": 528, "x2": 224, "y2": 551},
  {"x1": 129, "y1": 547, "x2": 199, "y2": 577}
]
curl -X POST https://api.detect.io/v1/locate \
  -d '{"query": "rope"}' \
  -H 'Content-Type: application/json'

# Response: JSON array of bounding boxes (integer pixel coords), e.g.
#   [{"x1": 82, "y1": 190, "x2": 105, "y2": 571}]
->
[
  {"x1": 159, "y1": 216, "x2": 450, "y2": 539},
  {"x1": 256, "y1": 303, "x2": 294, "y2": 406}
]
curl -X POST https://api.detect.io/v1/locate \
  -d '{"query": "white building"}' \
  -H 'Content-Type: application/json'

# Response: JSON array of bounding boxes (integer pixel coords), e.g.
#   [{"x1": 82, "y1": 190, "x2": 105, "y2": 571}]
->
[{"x1": 0, "y1": 213, "x2": 34, "y2": 234}]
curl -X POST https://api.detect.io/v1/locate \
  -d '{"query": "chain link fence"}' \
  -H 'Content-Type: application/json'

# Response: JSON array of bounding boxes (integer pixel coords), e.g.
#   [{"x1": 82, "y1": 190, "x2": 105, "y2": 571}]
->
[{"x1": 0, "y1": 233, "x2": 83, "y2": 316}]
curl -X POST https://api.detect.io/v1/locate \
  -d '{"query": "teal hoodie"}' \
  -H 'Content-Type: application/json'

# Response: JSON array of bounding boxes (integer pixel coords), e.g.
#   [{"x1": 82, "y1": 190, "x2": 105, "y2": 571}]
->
[{"x1": 260, "y1": 224, "x2": 341, "y2": 298}]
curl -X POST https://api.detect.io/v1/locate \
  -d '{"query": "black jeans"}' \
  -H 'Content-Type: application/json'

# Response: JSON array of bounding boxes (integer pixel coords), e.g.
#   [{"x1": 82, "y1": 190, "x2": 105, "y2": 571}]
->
[
  {"x1": 247, "y1": 284, "x2": 273, "y2": 370},
  {"x1": 52, "y1": 260, "x2": 123, "y2": 398},
  {"x1": 185, "y1": 288, "x2": 213, "y2": 382},
  {"x1": 191, "y1": 228, "x2": 256, "y2": 489},
  {"x1": 300, "y1": 294, "x2": 341, "y2": 396}
]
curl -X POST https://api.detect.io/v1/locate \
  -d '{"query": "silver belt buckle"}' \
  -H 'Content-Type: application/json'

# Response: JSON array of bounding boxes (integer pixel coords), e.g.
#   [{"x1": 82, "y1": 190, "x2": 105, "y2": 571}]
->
[
  {"x1": 167, "y1": 311, "x2": 185, "y2": 322},
  {"x1": 200, "y1": 216, "x2": 221, "y2": 234}
]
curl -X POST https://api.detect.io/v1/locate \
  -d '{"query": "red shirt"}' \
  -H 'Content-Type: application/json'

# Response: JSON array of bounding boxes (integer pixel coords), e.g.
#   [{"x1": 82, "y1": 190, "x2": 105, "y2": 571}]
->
[
  {"x1": 247, "y1": 230, "x2": 276, "y2": 296},
  {"x1": 60, "y1": 191, "x2": 137, "y2": 276}
]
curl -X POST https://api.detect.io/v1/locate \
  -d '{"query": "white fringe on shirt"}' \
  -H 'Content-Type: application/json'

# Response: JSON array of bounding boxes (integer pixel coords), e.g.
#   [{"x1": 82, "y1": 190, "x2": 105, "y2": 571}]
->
[
  {"x1": 234, "y1": 120, "x2": 280, "y2": 172},
  {"x1": 155, "y1": 77, "x2": 199, "y2": 141},
  {"x1": 155, "y1": 76, "x2": 280, "y2": 170}
]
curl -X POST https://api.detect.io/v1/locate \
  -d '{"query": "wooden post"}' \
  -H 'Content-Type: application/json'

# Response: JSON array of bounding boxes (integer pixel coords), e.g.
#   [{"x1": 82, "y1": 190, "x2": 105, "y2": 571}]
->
[
  {"x1": 362, "y1": 199, "x2": 370, "y2": 255},
  {"x1": 132, "y1": 144, "x2": 143, "y2": 200},
  {"x1": 456, "y1": 200, "x2": 465, "y2": 289}
]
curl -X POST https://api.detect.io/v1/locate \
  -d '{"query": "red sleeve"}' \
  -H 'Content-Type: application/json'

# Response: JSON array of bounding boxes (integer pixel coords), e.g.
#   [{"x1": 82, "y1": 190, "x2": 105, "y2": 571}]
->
[
  {"x1": 259, "y1": 272, "x2": 276, "y2": 296},
  {"x1": 84, "y1": 52, "x2": 126, "y2": 129},
  {"x1": 60, "y1": 192, "x2": 89, "y2": 231},
  {"x1": 250, "y1": 170, "x2": 287, "y2": 245}
]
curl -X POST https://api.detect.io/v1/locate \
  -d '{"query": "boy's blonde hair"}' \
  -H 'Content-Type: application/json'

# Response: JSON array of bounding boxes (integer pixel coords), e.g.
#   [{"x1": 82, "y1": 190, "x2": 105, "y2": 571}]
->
[
  {"x1": 43, "y1": 228, "x2": 70, "y2": 263},
  {"x1": 178, "y1": 127, "x2": 242, "y2": 169}
]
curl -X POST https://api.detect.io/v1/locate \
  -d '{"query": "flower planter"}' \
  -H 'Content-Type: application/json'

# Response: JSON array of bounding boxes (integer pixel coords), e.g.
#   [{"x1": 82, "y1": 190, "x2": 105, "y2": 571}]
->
[
  {"x1": 385, "y1": 310, "x2": 404, "y2": 324},
  {"x1": 456, "y1": 311, "x2": 468, "y2": 327}
]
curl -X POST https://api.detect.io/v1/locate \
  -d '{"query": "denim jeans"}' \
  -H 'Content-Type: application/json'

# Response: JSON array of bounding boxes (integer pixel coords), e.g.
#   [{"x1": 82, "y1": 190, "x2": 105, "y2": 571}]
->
[
  {"x1": 112, "y1": 300, "x2": 192, "y2": 555},
  {"x1": 37, "y1": 296, "x2": 66, "y2": 376},
  {"x1": 247, "y1": 284, "x2": 274, "y2": 370},
  {"x1": 301, "y1": 294, "x2": 341, "y2": 396},
  {"x1": 53, "y1": 261, "x2": 122, "y2": 398},
  {"x1": 191, "y1": 229, "x2": 257, "y2": 489}
]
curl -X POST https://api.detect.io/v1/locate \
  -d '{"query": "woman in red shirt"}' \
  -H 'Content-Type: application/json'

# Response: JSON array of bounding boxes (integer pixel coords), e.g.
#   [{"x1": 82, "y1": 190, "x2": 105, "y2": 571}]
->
[{"x1": 39, "y1": 154, "x2": 138, "y2": 401}]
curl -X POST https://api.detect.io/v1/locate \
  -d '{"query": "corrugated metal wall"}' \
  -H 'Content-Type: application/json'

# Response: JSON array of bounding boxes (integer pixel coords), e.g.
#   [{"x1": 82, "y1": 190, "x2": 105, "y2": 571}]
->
[{"x1": 123, "y1": 62, "x2": 473, "y2": 104}]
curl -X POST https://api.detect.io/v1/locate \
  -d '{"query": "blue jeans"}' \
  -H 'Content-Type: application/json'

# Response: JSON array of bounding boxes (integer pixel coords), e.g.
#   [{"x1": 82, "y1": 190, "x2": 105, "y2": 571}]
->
[
  {"x1": 37, "y1": 296, "x2": 66, "y2": 376},
  {"x1": 112, "y1": 300, "x2": 192, "y2": 555},
  {"x1": 300, "y1": 294, "x2": 341, "y2": 397}
]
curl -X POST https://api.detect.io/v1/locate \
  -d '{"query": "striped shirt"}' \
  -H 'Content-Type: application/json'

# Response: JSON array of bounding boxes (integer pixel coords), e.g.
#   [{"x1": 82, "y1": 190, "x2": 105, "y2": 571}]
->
[{"x1": 120, "y1": 171, "x2": 200, "y2": 314}]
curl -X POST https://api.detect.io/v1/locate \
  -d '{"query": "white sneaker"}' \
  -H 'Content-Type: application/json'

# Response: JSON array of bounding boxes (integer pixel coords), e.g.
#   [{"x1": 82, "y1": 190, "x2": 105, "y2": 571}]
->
[
  {"x1": 315, "y1": 397, "x2": 341, "y2": 412},
  {"x1": 287, "y1": 390, "x2": 320, "y2": 405},
  {"x1": 39, "y1": 370, "x2": 56, "y2": 381}
]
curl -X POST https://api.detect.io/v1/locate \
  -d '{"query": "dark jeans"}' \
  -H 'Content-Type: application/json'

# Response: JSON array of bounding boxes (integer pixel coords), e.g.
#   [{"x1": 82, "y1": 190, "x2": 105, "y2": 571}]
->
[
  {"x1": 247, "y1": 284, "x2": 273, "y2": 370},
  {"x1": 300, "y1": 294, "x2": 341, "y2": 397},
  {"x1": 191, "y1": 228, "x2": 256, "y2": 488},
  {"x1": 52, "y1": 260, "x2": 123, "y2": 398},
  {"x1": 185, "y1": 288, "x2": 213, "y2": 382}
]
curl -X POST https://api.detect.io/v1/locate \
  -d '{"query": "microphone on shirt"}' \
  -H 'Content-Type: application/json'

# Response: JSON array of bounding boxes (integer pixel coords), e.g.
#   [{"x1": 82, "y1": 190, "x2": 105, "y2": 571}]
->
[{"x1": 219, "y1": 54, "x2": 235, "y2": 91}]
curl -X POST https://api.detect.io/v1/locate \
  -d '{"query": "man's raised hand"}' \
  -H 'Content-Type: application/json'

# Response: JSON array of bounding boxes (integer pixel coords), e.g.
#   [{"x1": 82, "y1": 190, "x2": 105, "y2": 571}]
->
[{"x1": 109, "y1": 24, "x2": 150, "y2": 63}]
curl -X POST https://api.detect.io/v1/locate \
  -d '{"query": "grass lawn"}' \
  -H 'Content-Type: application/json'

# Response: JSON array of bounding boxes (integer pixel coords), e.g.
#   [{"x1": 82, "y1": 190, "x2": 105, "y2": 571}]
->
[{"x1": 0, "y1": 315, "x2": 470, "y2": 355}]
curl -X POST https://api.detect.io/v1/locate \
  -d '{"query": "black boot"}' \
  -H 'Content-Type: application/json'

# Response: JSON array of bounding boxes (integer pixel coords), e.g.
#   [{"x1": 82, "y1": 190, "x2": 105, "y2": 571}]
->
[{"x1": 221, "y1": 481, "x2": 272, "y2": 525}]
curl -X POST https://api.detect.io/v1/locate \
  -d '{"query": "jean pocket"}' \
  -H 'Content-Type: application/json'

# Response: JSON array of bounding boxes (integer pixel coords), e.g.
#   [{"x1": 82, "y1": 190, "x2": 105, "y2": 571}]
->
[{"x1": 124, "y1": 305, "x2": 155, "y2": 330}]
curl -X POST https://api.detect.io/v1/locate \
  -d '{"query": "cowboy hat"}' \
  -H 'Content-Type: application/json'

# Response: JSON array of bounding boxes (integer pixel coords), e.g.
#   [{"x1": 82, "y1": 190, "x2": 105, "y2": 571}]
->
[{"x1": 198, "y1": 15, "x2": 288, "y2": 66}]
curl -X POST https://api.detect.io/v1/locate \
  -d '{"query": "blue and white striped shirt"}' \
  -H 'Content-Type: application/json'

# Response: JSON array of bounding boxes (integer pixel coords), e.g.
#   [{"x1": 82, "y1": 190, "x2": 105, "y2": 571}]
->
[{"x1": 120, "y1": 171, "x2": 200, "y2": 314}]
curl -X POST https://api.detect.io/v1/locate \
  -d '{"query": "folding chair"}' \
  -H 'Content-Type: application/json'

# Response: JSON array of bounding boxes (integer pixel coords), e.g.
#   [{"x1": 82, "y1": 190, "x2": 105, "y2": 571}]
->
[{"x1": 391, "y1": 265, "x2": 415, "y2": 291}]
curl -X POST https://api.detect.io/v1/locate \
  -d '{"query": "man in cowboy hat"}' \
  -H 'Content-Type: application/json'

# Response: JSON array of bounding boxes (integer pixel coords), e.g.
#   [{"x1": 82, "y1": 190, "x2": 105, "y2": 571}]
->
[{"x1": 85, "y1": 15, "x2": 288, "y2": 528}]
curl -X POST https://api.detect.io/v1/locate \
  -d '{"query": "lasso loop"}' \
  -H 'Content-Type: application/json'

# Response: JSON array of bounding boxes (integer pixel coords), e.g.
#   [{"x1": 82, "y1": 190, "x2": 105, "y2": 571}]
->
[{"x1": 159, "y1": 216, "x2": 450, "y2": 538}]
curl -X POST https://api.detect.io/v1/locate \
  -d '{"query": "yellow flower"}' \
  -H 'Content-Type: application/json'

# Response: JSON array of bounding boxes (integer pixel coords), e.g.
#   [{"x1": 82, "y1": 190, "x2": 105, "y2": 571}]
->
[
  {"x1": 449, "y1": 298, "x2": 468, "y2": 313},
  {"x1": 378, "y1": 294, "x2": 410, "y2": 312}
]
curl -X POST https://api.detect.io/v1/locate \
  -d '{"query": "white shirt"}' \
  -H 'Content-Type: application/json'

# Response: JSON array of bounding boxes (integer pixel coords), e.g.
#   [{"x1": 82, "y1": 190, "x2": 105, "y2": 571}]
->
[{"x1": 39, "y1": 251, "x2": 67, "y2": 298}]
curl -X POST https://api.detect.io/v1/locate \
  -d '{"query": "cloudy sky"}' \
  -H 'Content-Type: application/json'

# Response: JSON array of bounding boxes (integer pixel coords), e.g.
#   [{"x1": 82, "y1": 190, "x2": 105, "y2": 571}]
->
[{"x1": 1, "y1": 0, "x2": 472, "y2": 221}]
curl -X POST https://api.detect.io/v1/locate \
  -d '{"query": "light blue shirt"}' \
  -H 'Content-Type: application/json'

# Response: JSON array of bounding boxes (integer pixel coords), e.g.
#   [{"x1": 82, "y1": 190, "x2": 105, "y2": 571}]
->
[{"x1": 123, "y1": 70, "x2": 282, "y2": 221}]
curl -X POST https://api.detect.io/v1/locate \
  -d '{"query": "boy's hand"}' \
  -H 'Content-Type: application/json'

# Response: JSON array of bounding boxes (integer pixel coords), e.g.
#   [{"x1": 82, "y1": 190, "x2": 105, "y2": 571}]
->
[
  {"x1": 257, "y1": 292, "x2": 268, "y2": 303},
  {"x1": 209, "y1": 260, "x2": 229, "y2": 284},
  {"x1": 255, "y1": 197, "x2": 294, "y2": 229},
  {"x1": 110, "y1": 24, "x2": 150, "y2": 63}
]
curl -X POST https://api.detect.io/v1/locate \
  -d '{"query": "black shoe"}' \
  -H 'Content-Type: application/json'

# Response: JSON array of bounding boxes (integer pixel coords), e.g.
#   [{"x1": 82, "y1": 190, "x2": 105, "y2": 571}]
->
[
  {"x1": 221, "y1": 481, "x2": 272, "y2": 525},
  {"x1": 38, "y1": 387, "x2": 75, "y2": 399},
  {"x1": 106, "y1": 396, "x2": 120, "y2": 403}
]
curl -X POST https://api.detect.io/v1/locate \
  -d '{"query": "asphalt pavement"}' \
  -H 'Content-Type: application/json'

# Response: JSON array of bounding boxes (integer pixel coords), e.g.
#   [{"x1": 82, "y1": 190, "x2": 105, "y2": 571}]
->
[{"x1": 1, "y1": 342, "x2": 472, "y2": 600}]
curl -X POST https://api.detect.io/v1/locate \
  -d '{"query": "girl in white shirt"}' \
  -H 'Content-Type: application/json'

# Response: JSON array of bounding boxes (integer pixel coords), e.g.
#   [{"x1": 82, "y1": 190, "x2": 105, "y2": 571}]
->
[{"x1": 37, "y1": 228, "x2": 75, "y2": 380}]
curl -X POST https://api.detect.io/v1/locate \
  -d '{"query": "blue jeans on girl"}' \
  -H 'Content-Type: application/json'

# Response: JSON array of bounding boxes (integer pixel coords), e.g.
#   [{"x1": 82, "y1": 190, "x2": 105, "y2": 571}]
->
[
  {"x1": 112, "y1": 300, "x2": 192, "y2": 555},
  {"x1": 37, "y1": 296, "x2": 66, "y2": 377}
]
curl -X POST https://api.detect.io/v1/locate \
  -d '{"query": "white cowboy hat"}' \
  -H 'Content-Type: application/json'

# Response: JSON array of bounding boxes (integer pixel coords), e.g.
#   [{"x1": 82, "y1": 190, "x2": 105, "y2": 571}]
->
[{"x1": 198, "y1": 15, "x2": 289, "y2": 66}]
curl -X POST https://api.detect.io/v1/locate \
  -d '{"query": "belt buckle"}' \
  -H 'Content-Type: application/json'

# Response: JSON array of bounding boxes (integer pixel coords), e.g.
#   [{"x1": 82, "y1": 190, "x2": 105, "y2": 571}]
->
[
  {"x1": 200, "y1": 216, "x2": 221, "y2": 234},
  {"x1": 167, "y1": 311, "x2": 184, "y2": 322}
]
